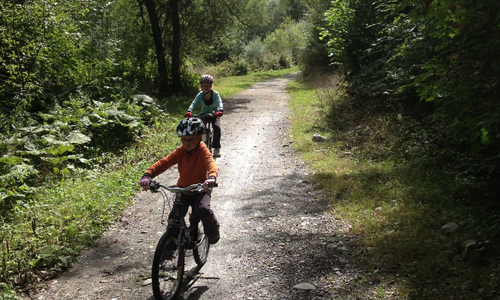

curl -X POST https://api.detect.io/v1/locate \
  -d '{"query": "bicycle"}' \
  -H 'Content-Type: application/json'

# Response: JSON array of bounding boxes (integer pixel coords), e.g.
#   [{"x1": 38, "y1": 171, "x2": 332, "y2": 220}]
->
[
  {"x1": 193, "y1": 113, "x2": 215, "y2": 154},
  {"x1": 148, "y1": 180, "x2": 215, "y2": 300}
]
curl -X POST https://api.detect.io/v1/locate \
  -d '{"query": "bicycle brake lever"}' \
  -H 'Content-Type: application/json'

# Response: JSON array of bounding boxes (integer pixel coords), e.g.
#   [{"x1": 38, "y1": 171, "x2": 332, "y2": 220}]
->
[
  {"x1": 200, "y1": 183, "x2": 218, "y2": 190},
  {"x1": 191, "y1": 182, "x2": 218, "y2": 192},
  {"x1": 149, "y1": 181, "x2": 160, "y2": 193}
]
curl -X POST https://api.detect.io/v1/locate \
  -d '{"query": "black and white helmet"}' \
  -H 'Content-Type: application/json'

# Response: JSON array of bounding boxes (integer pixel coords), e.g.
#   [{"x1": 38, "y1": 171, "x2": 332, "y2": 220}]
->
[{"x1": 176, "y1": 118, "x2": 205, "y2": 136}]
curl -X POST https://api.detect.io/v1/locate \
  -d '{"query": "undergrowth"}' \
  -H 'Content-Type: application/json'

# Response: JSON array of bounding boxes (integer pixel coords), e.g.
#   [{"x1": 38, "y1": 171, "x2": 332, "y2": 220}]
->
[
  {"x1": 0, "y1": 98, "x2": 183, "y2": 297},
  {"x1": 287, "y1": 74, "x2": 500, "y2": 300}
]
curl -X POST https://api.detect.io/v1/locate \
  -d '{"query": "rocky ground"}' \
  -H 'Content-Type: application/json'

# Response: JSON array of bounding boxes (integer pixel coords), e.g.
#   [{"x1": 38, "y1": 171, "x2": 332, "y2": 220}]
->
[{"x1": 30, "y1": 74, "x2": 377, "y2": 300}]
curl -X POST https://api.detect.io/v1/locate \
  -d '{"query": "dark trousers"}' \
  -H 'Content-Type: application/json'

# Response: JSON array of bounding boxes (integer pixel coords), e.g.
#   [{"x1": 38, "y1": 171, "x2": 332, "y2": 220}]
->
[
  {"x1": 212, "y1": 117, "x2": 221, "y2": 149},
  {"x1": 168, "y1": 192, "x2": 219, "y2": 238}
]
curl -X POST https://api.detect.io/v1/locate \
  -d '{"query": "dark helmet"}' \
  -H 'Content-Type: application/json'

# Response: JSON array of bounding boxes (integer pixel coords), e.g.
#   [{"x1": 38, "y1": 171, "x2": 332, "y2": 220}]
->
[
  {"x1": 176, "y1": 118, "x2": 205, "y2": 136},
  {"x1": 199, "y1": 74, "x2": 214, "y2": 84}
]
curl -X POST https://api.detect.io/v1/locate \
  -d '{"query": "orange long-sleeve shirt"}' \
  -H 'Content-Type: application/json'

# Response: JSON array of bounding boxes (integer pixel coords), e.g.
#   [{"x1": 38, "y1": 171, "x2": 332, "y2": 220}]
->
[{"x1": 145, "y1": 142, "x2": 218, "y2": 188}]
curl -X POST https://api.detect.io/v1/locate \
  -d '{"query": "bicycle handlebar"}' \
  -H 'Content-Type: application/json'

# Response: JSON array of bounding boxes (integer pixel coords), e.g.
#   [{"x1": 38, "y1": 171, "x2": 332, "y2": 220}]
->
[
  {"x1": 149, "y1": 180, "x2": 218, "y2": 193},
  {"x1": 193, "y1": 112, "x2": 215, "y2": 119}
]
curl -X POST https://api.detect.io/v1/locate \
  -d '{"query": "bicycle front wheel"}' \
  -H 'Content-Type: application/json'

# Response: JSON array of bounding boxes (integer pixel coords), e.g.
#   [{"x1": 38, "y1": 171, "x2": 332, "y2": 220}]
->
[
  {"x1": 193, "y1": 221, "x2": 210, "y2": 267},
  {"x1": 152, "y1": 233, "x2": 185, "y2": 300}
]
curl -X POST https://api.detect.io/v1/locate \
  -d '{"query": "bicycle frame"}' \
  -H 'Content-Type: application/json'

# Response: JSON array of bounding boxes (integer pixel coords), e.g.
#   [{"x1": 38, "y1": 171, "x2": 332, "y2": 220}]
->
[
  {"x1": 193, "y1": 113, "x2": 215, "y2": 151},
  {"x1": 166, "y1": 200, "x2": 196, "y2": 250},
  {"x1": 150, "y1": 182, "x2": 205, "y2": 248}
]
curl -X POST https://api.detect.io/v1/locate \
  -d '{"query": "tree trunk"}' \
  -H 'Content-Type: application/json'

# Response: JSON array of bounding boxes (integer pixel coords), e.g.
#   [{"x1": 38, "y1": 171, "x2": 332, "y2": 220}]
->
[
  {"x1": 144, "y1": 0, "x2": 169, "y2": 95},
  {"x1": 170, "y1": 0, "x2": 181, "y2": 92}
]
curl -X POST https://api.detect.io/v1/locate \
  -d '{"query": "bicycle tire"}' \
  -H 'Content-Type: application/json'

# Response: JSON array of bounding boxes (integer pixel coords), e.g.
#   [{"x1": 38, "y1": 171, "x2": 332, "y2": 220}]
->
[
  {"x1": 152, "y1": 233, "x2": 185, "y2": 300},
  {"x1": 193, "y1": 220, "x2": 210, "y2": 266}
]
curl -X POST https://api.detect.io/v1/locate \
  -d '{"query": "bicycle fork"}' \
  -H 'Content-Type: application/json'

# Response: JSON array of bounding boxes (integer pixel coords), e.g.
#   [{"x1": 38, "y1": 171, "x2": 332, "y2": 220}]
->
[{"x1": 177, "y1": 234, "x2": 186, "y2": 269}]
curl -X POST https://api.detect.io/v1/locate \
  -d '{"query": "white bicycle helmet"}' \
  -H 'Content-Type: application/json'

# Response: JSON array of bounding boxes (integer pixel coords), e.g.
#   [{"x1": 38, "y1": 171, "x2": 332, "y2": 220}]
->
[{"x1": 199, "y1": 75, "x2": 214, "y2": 84}]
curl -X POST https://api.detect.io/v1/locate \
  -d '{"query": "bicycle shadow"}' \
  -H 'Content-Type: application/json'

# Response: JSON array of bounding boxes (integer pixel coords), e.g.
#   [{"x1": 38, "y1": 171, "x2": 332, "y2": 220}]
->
[
  {"x1": 143, "y1": 265, "x2": 217, "y2": 300},
  {"x1": 178, "y1": 265, "x2": 219, "y2": 300}
]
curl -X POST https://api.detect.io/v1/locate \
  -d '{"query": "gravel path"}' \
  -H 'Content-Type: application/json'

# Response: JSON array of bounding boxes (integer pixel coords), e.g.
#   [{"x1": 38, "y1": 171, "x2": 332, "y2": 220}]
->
[{"x1": 32, "y1": 74, "x2": 360, "y2": 300}]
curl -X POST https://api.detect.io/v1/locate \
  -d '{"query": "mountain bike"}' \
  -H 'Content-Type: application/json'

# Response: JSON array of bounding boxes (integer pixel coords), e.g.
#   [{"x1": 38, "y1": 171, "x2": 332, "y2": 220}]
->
[
  {"x1": 148, "y1": 181, "x2": 214, "y2": 300},
  {"x1": 193, "y1": 113, "x2": 215, "y2": 154}
]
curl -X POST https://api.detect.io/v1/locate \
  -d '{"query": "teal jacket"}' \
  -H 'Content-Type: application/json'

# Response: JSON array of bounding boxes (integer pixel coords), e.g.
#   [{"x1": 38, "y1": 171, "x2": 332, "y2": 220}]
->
[{"x1": 188, "y1": 90, "x2": 223, "y2": 114}]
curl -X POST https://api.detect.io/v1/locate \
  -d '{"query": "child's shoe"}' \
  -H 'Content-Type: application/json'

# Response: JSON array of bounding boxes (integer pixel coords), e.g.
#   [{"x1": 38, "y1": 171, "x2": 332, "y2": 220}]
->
[
  {"x1": 208, "y1": 232, "x2": 220, "y2": 244},
  {"x1": 208, "y1": 225, "x2": 220, "y2": 244}
]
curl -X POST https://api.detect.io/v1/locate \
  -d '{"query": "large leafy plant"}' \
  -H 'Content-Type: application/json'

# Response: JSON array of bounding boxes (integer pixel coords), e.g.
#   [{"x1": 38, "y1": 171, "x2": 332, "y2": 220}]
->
[{"x1": 0, "y1": 90, "x2": 160, "y2": 209}]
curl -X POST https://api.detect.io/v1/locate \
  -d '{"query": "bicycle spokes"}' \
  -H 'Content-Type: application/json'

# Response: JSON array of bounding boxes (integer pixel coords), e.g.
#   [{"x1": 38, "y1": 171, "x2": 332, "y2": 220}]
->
[{"x1": 152, "y1": 234, "x2": 184, "y2": 300}]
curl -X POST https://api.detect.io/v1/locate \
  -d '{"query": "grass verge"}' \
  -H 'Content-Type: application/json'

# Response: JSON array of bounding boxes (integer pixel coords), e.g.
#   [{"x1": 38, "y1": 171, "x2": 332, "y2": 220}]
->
[
  {"x1": 0, "y1": 68, "x2": 298, "y2": 299},
  {"x1": 216, "y1": 67, "x2": 299, "y2": 99},
  {"x1": 287, "y1": 75, "x2": 500, "y2": 299}
]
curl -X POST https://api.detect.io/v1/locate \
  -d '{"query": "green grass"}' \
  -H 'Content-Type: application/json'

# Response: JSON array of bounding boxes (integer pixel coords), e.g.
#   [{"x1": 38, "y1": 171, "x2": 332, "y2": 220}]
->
[
  {"x1": 287, "y1": 77, "x2": 500, "y2": 299},
  {"x1": 216, "y1": 67, "x2": 299, "y2": 99},
  {"x1": 0, "y1": 68, "x2": 299, "y2": 298}
]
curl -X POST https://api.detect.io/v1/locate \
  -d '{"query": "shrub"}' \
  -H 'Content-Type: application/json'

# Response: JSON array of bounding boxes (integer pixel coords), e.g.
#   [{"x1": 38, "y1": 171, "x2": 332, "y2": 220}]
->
[
  {"x1": 211, "y1": 59, "x2": 250, "y2": 77},
  {"x1": 242, "y1": 38, "x2": 266, "y2": 69}
]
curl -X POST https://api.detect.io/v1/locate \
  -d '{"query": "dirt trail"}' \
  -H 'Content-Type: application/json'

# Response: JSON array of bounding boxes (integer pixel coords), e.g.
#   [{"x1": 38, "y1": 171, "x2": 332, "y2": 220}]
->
[{"x1": 33, "y1": 74, "x2": 356, "y2": 300}]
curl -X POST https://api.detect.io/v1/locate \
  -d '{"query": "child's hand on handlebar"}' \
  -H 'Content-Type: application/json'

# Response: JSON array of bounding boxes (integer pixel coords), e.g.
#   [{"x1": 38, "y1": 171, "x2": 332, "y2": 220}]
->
[
  {"x1": 203, "y1": 176, "x2": 216, "y2": 190},
  {"x1": 185, "y1": 111, "x2": 192, "y2": 118},
  {"x1": 140, "y1": 174, "x2": 151, "y2": 191},
  {"x1": 214, "y1": 111, "x2": 223, "y2": 118}
]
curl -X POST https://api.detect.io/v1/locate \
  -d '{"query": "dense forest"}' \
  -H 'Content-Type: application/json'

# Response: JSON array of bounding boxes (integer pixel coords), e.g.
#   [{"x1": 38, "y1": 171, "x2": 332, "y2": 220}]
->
[
  {"x1": 1, "y1": 0, "x2": 499, "y2": 298},
  {"x1": 0, "y1": 0, "x2": 312, "y2": 223}
]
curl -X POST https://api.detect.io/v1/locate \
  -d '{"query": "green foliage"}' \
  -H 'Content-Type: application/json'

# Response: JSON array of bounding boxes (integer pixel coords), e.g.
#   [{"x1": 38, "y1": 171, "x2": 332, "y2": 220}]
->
[
  {"x1": 221, "y1": 0, "x2": 308, "y2": 58},
  {"x1": 241, "y1": 38, "x2": 267, "y2": 69},
  {"x1": 411, "y1": 0, "x2": 500, "y2": 158},
  {"x1": 212, "y1": 59, "x2": 251, "y2": 77},
  {"x1": 236, "y1": 18, "x2": 310, "y2": 72},
  {"x1": 0, "y1": 171, "x2": 139, "y2": 292},
  {"x1": 0, "y1": 0, "x2": 166, "y2": 212},
  {"x1": 0, "y1": 91, "x2": 170, "y2": 295},
  {"x1": 0, "y1": 0, "x2": 127, "y2": 103},
  {"x1": 0, "y1": 89, "x2": 163, "y2": 210},
  {"x1": 319, "y1": 0, "x2": 500, "y2": 177},
  {"x1": 262, "y1": 18, "x2": 310, "y2": 69}
]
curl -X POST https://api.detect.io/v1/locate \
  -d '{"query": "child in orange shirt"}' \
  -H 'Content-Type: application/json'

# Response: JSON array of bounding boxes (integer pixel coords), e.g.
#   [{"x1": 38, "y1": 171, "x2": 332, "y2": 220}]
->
[{"x1": 139, "y1": 117, "x2": 220, "y2": 244}]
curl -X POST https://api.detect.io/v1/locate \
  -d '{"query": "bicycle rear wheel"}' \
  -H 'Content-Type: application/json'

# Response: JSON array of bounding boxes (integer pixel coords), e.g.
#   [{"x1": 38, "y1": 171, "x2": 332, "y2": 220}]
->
[
  {"x1": 203, "y1": 129, "x2": 213, "y2": 151},
  {"x1": 152, "y1": 233, "x2": 185, "y2": 300},
  {"x1": 192, "y1": 220, "x2": 210, "y2": 266}
]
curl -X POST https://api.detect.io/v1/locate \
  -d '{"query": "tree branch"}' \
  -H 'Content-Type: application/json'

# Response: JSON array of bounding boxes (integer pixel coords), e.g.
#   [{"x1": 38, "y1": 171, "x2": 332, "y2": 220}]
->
[{"x1": 217, "y1": 0, "x2": 250, "y2": 27}]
